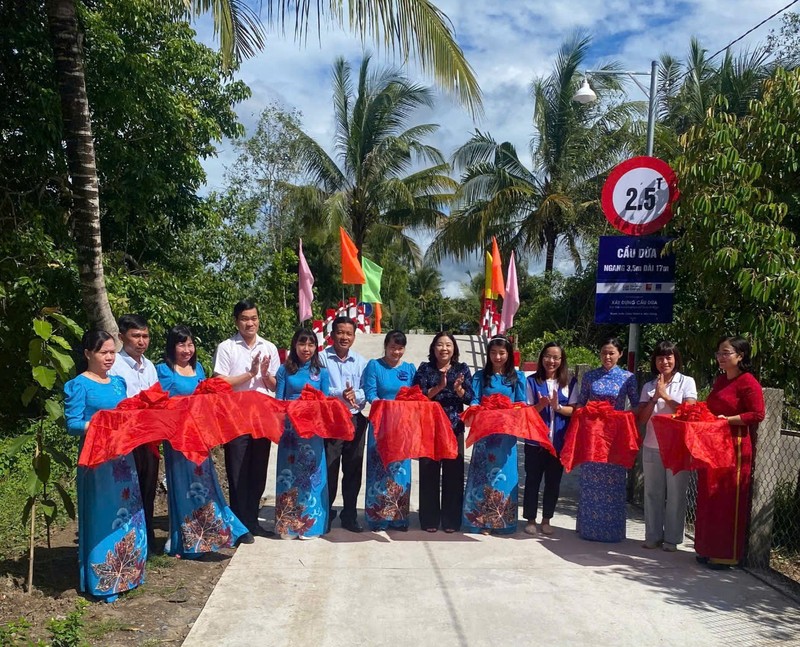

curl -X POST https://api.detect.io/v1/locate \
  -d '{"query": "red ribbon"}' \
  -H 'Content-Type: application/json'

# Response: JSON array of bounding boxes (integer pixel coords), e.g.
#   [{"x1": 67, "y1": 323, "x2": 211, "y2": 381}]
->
[
  {"x1": 394, "y1": 385, "x2": 428, "y2": 402},
  {"x1": 461, "y1": 395, "x2": 555, "y2": 454},
  {"x1": 560, "y1": 402, "x2": 640, "y2": 472}
]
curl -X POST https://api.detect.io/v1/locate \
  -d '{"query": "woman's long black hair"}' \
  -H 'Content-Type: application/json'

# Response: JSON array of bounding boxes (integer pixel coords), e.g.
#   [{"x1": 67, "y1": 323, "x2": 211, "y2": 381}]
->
[
  {"x1": 285, "y1": 328, "x2": 322, "y2": 375},
  {"x1": 482, "y1": 336, "x2": 517, "y2": 387}
]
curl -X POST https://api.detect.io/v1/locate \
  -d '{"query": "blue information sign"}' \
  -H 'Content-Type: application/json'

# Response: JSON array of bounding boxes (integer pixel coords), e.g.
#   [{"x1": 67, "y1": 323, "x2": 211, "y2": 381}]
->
[{"x1": 595, "y1": 236, "x2": 676, "y2": 324}]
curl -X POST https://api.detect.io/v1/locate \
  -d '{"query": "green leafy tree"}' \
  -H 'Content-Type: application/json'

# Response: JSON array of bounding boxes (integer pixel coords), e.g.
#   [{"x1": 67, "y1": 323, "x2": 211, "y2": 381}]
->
[
  {"x1": 669, "y1": 67, "x2": 800, "y2": 387},
  {"x1": 226, "y1": 102, "x2": 305, "y2": 254},
  {"x1": 1, "y1": 0, "x2": 248, "y2": 422},
  {"x1": 287, "y1": 55, "x2": 457, "y2": 268},
  {"x1": 429, "y1": 32, "x2": 639, "y2": 273},
  {"x1": 41, "y1": 0, "x2": 482, "y2": 334},
  {"x1": 766, "y1": 12, "x2": 800, "y2": 66}
]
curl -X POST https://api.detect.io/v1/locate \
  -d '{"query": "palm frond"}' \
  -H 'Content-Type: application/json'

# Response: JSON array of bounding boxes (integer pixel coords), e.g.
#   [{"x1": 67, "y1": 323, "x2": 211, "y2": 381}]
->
[{"x1": 183, "y1": 0, "x2": 266, "y2": 69}]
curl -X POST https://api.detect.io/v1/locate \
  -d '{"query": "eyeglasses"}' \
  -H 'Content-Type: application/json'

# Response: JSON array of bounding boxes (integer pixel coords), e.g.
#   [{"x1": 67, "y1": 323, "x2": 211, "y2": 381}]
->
[{"x1": 715, "y1": 351, "x2": 738, "y2": 358}]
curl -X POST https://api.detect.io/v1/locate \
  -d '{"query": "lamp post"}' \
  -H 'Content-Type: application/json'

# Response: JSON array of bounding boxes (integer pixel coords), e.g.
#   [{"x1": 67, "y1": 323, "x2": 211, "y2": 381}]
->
[{"x1": 573, "y1": 60, "x2": 658, "y2": 372}]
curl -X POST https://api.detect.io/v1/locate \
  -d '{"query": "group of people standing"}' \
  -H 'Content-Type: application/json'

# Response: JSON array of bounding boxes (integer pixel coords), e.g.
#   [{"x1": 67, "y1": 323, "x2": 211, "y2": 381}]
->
[{"x1": 64, "y1": 298, "x2": 765, "y2": 603}]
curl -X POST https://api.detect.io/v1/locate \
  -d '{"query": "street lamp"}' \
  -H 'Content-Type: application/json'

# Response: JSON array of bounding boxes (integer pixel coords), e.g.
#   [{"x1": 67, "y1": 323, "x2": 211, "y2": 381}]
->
[{"x1": 573, "y1": 60, "x2": 658, "y2": 372}]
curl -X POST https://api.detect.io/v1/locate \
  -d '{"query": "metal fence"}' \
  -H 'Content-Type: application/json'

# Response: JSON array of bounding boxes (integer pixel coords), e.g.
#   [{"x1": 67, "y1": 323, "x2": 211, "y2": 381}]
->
[
  {"x1": 630, "y1": 387, "x2": 800, "y2": 586},
  {"x1": 754, "y1": 391, "x2": 800, "y2": 584}
]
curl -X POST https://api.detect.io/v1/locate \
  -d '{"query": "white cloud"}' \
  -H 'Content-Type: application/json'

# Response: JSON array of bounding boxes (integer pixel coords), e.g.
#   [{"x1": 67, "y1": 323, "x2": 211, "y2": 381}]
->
[{"x1": 195, "y1": 0, "x2": 790, "y2": 281}]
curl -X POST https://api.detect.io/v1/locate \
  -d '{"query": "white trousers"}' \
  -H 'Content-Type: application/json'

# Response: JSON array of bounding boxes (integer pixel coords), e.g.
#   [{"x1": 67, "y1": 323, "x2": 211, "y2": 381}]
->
[{"x1": 642, "y1": 446, "x2": 691, "y2": 545}]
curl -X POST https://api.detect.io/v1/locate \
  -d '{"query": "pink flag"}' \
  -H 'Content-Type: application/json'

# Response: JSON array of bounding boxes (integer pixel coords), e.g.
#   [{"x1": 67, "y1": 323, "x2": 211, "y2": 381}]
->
[
  {"x1": 499, "y1": 252, "x2": 519, "y2": 333},
  {"x1": 298, "y1": 239, "x2": 314, "y2": 322}
]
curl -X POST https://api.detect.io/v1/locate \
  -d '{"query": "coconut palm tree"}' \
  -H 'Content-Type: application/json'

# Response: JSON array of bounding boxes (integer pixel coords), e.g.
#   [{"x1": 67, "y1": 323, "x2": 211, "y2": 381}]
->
[
  {"x1": 44, "y1": 0, "x2": 480, "y2": 330},
  {"x1": 428, "y1": 32, "x2": 639, "y2": 273},
  {"x1": 659, "y1": 37, "x2": 778, "y2": 135},
  {"x1": 410, "y1": 262, "x2": 443, "y2": 307},
  {"x1": 287, "y1": 55, "x2": 457, "y2": 266}
]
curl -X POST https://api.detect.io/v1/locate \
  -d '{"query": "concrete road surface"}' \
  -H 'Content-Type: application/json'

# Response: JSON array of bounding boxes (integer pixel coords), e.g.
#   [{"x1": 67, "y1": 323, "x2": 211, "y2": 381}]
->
[{"x1": 183, "y1": 467, "x2": 800, "y2": 647}]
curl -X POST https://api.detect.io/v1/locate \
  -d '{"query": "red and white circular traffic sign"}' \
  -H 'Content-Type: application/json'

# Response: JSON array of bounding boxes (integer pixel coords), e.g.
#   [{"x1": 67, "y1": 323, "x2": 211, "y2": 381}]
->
[{"x1": 601, "y1": 156, "x2": 679, "y2": 236}]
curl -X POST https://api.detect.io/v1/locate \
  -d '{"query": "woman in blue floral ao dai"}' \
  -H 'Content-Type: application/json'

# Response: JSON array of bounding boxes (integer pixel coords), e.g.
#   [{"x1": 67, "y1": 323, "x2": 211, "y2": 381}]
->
[
  {"x1": 64, "y1": 330, "x2": 147, "y2": 602},
  {"x1": 274, "y1": 328, "x2": 331, "y2": 539},
  {"x1": 462, "y1": 336, "x2": 526, "y2": 534},
  {"x1": 156, "y1": 325, "x2": 249, "y2": 556},
  {"x1": 575, "y1": 338, "x2": 639, "y2": 542}
]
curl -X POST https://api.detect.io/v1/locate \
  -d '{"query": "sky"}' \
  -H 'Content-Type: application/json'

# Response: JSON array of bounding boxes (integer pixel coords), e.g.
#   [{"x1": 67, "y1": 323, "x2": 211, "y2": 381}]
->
[{"x1": 194, "y1": 0, "x2": 792, "y2": 296}]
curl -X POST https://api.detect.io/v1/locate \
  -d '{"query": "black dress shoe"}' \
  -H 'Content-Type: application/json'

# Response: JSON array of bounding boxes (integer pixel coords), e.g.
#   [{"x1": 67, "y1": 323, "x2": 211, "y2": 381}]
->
[
  {"x1": 341, "y1": 519, "x2": 364, "y2": 533},
  {"x1": 236, "y1": 532, "x2": 255, "y2": 546}
]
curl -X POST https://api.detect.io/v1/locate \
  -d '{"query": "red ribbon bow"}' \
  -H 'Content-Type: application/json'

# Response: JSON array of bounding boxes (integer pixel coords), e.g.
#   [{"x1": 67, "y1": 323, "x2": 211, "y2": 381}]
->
[
  {"x1": 394, "y1": 385, "x2": 428, "y2": 402},
  {"x1": 673, "y1": 401, "x2": 716, "y2": 422},
  {"x1": 297, "y1": 384, "x2": 327, "y2": 401},
  {"x1": 115, "y1": 383, "x2": 171, "y2": 410},
  {"x1": 193, "y1": 377, "x2": 233, "y2": 395}
]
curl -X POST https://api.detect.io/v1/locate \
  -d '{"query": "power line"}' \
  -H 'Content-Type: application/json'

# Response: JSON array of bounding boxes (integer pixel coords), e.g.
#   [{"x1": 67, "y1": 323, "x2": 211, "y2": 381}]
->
[
  {"x1": 706, "y1": 0, "x2": 799, "y2": 63},
  {"x1": 674, "y1": 0, "x2": 799, "y2": 84}
]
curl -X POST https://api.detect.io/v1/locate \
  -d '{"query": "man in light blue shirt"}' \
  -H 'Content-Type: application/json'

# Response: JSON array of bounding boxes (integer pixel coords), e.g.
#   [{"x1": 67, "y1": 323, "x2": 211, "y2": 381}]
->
[
  {"x1": 108, "y1": 314, "x2": 159, "y2": 548},
  {"x1": 321, "y1": 316, "x2": 367, "y2": 532}
]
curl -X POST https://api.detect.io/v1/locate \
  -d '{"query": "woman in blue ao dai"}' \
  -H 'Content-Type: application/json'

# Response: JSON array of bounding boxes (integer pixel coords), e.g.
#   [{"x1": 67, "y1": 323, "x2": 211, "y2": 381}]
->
[
  {"x1": 363, "y1": 330, "x2": 417, "y2": 531},
  {"x1": 575, "y1": 337, "x2": 639, "y2": 542},
  {"x1": 156, "y1": 325, "x2": 248, "y2": 557},
  {"x1": 64, "y1": 330, "x2": 147, "y2": 602},
  {"x1": 275, "y1": 328, "x2": 331, "y2": 539},
  {"x1": 463, "y1": 336, "x2": 526, "y2": 534}
]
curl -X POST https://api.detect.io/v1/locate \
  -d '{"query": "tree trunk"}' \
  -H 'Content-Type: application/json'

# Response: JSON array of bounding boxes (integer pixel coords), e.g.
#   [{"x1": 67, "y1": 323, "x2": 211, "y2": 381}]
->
[
  {"x1": 46, "y1": 0, "x2": 117, "y2": 334},
  {"x1": 544, "y1": 233, "x2": 557, "y2": 273}
]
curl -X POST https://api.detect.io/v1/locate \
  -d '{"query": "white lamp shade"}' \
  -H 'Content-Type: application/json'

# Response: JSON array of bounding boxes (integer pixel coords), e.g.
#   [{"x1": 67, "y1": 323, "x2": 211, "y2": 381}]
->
[{"x1": 572, "y1": 78, "x2": 597, "y2": 104}]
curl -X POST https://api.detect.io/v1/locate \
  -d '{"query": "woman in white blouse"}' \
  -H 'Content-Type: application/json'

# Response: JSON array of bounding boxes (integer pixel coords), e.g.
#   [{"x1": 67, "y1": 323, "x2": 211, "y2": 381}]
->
[{"x1": 636, "y1": 341, "x2": 697, "y2": 552}]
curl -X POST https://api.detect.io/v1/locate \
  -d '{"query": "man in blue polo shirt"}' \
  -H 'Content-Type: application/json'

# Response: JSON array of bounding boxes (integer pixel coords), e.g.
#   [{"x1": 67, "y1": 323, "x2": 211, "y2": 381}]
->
[{"x1": 321, "y1": 316, "x2": 367, "y2": 532}]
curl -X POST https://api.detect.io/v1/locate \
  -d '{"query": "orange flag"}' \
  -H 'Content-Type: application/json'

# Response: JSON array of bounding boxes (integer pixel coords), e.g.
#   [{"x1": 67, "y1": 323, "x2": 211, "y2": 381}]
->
[
  {"x1": 373, "y1": 303, "x2": 382, "y2": 334},
  {"x1": 340, "y1": 227, "x2": 366, "y2": 284},
  {"x1": 491, "y1": 237, "x2": 505, "y2": 297}
]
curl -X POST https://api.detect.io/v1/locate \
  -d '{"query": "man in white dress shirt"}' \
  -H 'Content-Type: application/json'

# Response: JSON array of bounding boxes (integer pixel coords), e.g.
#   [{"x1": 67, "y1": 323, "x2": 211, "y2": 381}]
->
[
  {"x1": 108, "y1": 314, "x2": 159, "y2": 547},
  {"x1": 213, "y1": 300, "x2": 280, "y2": 540}
]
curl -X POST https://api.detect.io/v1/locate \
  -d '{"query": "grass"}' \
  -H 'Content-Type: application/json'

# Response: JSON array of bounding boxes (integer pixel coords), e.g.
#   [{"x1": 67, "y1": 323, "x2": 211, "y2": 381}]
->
[
  {"x1": 147, "y1": 553, "x2": 176, "y2": 570},
  {"x1": 83, "y1": 617, "x2": 133, "y2": 640}
]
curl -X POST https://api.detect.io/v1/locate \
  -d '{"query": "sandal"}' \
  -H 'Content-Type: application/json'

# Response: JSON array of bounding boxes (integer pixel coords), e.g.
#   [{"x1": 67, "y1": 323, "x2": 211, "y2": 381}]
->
[
  {"x1": 426, "y1": 527, "x2": 438, "y2": 533},
  {"x1": 444, "y1": 528, "x2": 456, "y2": 534}
]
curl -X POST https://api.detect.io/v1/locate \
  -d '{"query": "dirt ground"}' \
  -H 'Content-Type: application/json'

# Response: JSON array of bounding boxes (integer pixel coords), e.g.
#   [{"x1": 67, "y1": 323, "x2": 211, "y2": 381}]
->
[{"x1": 0, "y1": 451, "x2": 238, "y2": 646}]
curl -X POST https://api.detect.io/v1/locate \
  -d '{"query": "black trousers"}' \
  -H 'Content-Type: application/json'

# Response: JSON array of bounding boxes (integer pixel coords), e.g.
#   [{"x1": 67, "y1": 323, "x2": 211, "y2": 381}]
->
[
  {"x1": 133, "y1": 444, "x2": 159, "y2": 547},
  {"x1": 523, "y1": 443, "x2": 564, "y2": 521},
  {"x1": 419, "y1": 432, "x2": 465, "y2": 530},
  {"x1": 325, "y1": 413, "x2": 368, "y2": 523},
  {"x1": 224, "y1": 435, "x2": 271, "y2": 532}
]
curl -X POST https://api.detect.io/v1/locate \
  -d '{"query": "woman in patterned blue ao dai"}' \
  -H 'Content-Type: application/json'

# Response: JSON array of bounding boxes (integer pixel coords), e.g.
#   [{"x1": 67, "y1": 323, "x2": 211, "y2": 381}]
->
[
  {"x1": 363, "y1": 330, "x2": 417, "y2": 531},
  {"x1": 275, "y1": 328, "x2": 331, "y2": 539},
  {"x1": 156, "y1": 325, "x2": 249, "y2": 557},
  {"x1": 462, "y1": 336, "x2": 526, "y2": 535},
  {"x1": 575, "y1": 337, "x2": 639, "y2": 542},
  {"x1": 64, "y1": 330, "x2": 147, "y2": 602}
]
